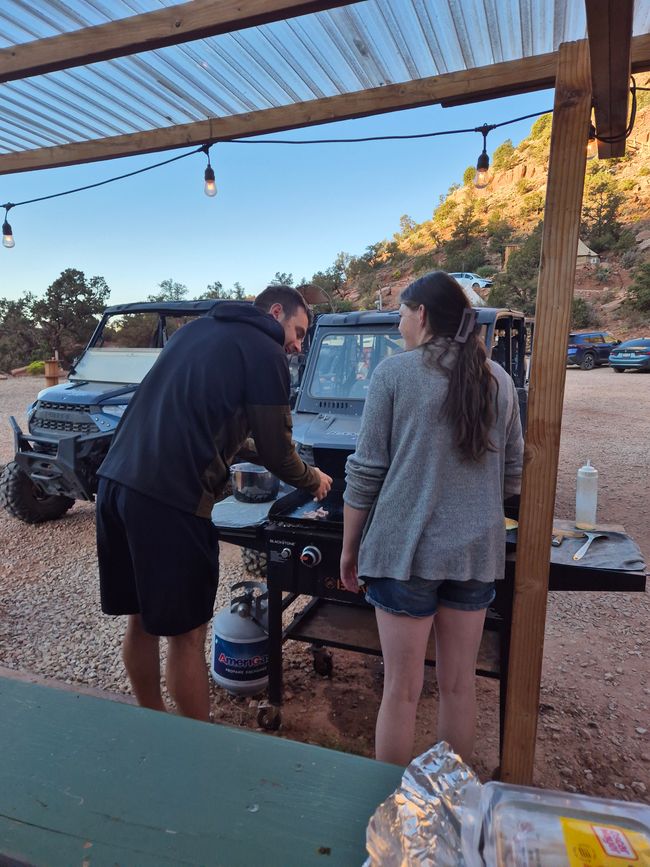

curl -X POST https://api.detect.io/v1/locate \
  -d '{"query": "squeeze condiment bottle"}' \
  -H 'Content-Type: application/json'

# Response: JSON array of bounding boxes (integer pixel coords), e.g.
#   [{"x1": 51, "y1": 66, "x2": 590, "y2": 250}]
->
[{"x1": 575, "y1": 460, "x2": 598, "y2": 530}]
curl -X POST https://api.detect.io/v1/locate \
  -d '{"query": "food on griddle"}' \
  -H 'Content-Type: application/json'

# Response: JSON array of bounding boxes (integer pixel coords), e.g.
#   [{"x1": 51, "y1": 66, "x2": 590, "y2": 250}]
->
[
  {"x1": 505, "y1": 517, "x2": 518, "y2": 531},
  {"x1": 304, "y1": 507, "x2": 329, "y2": 520}
]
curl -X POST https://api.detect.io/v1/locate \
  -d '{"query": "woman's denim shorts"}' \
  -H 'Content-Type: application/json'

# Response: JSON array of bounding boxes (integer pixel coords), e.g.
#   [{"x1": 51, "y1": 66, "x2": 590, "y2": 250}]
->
[{"x1": 364, "y1": 575, "x2": 496, "y2": 619}]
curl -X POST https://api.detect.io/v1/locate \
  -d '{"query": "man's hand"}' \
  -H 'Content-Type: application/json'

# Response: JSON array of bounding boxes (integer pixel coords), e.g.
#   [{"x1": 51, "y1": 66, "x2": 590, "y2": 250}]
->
[{"x1": 312, "y1": 467, "x2": 333, "y2": 501}]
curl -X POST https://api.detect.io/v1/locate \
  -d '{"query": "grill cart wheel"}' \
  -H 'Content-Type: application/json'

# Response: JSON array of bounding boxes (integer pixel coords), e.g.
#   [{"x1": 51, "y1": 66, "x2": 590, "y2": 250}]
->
[
  {"x1": 312, "y1": 647, "x2": 333, "y2": 677},
  {"x1": 0, "y1": 461, "x2": 74, "y2": 524},
  {"x1": 241, "y1": 547, "x2": 267, "y2": 577},
  {"x1": 580, "y1": 352, "x2": 596, "y2": 371},
  {"x1": 257, "y1": 705, "x2": 281, "y2": 731}
]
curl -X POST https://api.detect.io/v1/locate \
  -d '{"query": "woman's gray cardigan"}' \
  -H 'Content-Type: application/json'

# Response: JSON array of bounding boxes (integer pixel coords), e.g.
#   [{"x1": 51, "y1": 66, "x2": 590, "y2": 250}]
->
[{"x1": 343, "y1": 343, "x2": 524, "y2": 584}]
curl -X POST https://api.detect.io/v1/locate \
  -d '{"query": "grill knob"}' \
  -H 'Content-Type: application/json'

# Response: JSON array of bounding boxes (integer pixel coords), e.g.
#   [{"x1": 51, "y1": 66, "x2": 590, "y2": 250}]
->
[
  {"x1": 280, "y1": 547, "x2": 292, "y2": 560},
  {"x1": 300, "y1": 546, "x2": 322, "y2": 567}
]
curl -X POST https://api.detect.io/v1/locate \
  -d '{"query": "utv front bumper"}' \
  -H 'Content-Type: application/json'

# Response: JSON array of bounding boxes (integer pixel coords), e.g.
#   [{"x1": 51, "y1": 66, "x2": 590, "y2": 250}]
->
[{"x1": 10, "y1": 416, "x2": 112, "y2": 501}]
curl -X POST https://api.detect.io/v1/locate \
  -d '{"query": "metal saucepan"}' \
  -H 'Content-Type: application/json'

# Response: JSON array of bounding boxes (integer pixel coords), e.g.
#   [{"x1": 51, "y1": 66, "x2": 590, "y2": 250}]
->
[{"x1": 230, "y1": 462, "x2": 280, "y2": 503}]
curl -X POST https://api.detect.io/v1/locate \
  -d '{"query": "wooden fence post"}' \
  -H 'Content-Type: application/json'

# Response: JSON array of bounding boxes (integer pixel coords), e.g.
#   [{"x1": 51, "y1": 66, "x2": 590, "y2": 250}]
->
[
  {"x1": 44, "y1": 358, "x2": 59, "y2": 387},
  {"x1": 500, "y1": 39, "x2": 592, "y2": 783}
]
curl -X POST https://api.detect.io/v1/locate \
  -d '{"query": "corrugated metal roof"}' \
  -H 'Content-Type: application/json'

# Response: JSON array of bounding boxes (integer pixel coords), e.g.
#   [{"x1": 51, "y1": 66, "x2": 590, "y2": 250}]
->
[{"x1": 0, "y1": 0, "x2": 648, "y2": 155}]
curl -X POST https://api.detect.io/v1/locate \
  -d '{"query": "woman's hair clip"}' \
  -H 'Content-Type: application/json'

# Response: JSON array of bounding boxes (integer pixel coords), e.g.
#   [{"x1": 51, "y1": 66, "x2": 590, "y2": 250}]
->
[{"x1": 453, "y1": 307, "x2": 478, "y2": 343}]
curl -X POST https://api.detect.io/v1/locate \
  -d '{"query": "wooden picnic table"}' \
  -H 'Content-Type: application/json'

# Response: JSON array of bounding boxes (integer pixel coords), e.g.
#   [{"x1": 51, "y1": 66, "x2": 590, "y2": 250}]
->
[{"x1": 0, "y1": 676, "x2": 402, "y2": 867}]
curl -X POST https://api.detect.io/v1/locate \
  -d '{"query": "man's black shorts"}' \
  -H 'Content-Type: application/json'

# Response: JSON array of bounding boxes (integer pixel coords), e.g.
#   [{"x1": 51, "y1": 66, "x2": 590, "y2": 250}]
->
[{"x1": 96, "y1": 478, "x2": 219, "y2": 636}]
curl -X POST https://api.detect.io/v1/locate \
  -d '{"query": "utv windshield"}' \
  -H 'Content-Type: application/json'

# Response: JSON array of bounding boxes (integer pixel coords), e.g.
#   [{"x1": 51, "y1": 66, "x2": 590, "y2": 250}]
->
[
  {"x1": 310, "y1": 330, "x2": 404, "y2": 400},
  {"x1": 70, "y1": 310, "x2": 204, "y2": 384},
  {"x1": 94, "y1": 311, "x2": 199, "y2": 349}
]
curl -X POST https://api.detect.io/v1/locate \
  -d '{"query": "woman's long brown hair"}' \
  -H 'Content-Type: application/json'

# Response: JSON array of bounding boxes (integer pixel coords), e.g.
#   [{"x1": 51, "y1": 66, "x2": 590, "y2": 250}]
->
[{"x1": 400, "y1": 271, "x2": 497, "y2": 461}]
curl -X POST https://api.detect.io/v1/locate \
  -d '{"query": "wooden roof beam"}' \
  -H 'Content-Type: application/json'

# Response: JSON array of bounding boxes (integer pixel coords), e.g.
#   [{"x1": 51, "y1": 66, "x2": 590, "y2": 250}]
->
[
  {"x1": 0, "y1": 0, "x2": 362, "y2": 84},
  {"x1": 586, "y1": 0, "x2": 635, "y2": 158},
  {"x1": 0, "y1": 51, "x2": 562, "y2": 176}
]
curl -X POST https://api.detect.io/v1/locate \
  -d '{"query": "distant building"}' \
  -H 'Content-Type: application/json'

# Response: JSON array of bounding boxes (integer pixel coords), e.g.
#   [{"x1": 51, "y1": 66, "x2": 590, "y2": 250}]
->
[{"x1": 576, "y1": 239, "x2": 600, "y2": 266}]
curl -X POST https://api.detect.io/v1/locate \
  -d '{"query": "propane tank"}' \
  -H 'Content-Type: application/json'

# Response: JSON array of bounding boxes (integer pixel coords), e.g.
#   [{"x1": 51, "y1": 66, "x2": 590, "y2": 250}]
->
[
  {"x1": 575, "y1": 459, "x2": 598, "y2": 530},
  {"x1": 211, "y1": 581, "x2": 269, "y2": 696}
]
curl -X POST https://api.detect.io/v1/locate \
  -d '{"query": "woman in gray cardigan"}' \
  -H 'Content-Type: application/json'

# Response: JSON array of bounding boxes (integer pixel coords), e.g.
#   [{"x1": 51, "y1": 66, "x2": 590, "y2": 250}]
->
[{"x1": 341, "y1": 271, "x2": 523, "y2": 765}]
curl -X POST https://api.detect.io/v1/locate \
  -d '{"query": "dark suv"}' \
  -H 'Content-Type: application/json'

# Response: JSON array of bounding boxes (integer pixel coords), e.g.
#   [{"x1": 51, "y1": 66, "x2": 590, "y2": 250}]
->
[{"x1": 567, "y1": 331, "x2": 620, "y2": 370}]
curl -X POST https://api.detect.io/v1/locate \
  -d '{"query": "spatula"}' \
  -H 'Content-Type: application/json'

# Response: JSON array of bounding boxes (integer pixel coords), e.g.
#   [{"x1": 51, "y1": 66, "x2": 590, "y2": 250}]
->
[{"x1": 572, "y1": 531, "x2": 607, "y2": 561}]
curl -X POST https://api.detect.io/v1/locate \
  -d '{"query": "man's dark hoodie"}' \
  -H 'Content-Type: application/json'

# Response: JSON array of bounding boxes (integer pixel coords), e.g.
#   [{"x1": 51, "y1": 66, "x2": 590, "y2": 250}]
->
[{"x1": 98, "y1": 302, "x2": 319, "y2": 518}]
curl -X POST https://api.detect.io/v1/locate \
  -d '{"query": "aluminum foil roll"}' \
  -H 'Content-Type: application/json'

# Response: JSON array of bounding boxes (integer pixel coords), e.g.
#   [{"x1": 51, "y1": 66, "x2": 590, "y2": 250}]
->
[{"x1": 364, "y1": 741, "x2": 480, "y2": 867}]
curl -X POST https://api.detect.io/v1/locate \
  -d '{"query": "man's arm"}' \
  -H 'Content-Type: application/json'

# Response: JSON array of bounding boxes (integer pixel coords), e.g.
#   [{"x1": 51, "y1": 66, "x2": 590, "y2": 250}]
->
[
  {"x1": 246, "y1": 403, "x2": 320, "y2": 492},
  {"x1": 233, "y1": 436, "x2": 261, "y2": 465},
  {"x1": 245, "y1": 348, "x2": 330, "y2": 498}
]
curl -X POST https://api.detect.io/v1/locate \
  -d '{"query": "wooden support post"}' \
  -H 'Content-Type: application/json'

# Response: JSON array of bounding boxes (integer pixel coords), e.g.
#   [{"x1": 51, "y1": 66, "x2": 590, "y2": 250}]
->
[{"x1": 500, "y1": 39, "x2": 591, "y2": 784}]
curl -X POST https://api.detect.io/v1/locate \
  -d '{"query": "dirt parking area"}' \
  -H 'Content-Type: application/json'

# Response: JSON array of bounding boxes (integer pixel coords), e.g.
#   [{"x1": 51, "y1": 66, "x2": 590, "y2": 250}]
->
[{"x1": 0, "y1": 368, "x2": 648, "y2": 799}]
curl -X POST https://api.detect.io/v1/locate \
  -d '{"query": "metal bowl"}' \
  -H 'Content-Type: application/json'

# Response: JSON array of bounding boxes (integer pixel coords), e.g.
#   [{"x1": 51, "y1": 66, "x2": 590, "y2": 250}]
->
[{"x1": 230, "y1": 462, "x2": 280, "y2": 503}]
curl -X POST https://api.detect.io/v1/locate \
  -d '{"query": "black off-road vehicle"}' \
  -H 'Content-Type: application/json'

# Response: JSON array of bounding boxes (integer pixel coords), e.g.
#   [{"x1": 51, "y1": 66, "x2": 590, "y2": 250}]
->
[
  {"x1": 291, "y1": 306, "x2": 527, "y2": 456},
  {"x1": 0, "y1": 300, "x2": 215, "y2": 523},
  {"x1": 220, "y1": 306, "x2": 528, "y2": 575}
]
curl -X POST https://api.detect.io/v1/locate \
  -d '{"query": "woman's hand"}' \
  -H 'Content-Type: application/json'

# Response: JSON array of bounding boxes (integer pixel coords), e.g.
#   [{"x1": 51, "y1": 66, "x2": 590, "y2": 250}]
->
[
  {"x1": 341, "y1": 503, "x2": 370, "y2": 594},
  {"x1": 340, "y1": 548, "x2": 361, "y2": 593}
]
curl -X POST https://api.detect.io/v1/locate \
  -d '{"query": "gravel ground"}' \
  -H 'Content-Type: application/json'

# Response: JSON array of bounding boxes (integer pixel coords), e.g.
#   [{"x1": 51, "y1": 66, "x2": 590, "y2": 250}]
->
[{"x1": 0, "y1": 369, "x2": 648, "y2": 798}]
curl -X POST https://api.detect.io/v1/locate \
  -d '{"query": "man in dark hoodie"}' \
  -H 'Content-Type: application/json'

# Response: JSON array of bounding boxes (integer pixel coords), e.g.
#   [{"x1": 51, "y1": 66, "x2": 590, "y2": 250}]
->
[{"x1": 96, "y1": 285, "x2": 331, "y2": 721}]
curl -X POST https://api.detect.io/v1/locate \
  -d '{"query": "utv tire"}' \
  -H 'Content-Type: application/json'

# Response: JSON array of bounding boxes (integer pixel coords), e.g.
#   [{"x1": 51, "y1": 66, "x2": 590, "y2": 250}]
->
[
  {"x1": 0, "y1": 461, "x2": 74, "y2": 524},
  {"x1": 580, "y1": 352, "x2": 596, "y2": 371},
  {"x1": 241, "y1": 547, "x2": 267, "y2": 577},
  {"x1": 612, "y1": 366, "x2": 624, "y2": 373}
]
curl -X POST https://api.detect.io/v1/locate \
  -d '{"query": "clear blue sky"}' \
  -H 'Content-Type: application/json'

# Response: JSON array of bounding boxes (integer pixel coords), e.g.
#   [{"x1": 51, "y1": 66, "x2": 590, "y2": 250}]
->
[{"x1": 0, "y1": 89, "x2": 554, "y2": 306}]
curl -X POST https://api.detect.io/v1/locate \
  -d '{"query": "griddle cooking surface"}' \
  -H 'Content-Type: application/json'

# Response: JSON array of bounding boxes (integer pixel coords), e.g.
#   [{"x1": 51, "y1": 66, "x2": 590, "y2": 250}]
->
[{"x1": 274, "y1": 491, "x2": 344, "y2": 525}]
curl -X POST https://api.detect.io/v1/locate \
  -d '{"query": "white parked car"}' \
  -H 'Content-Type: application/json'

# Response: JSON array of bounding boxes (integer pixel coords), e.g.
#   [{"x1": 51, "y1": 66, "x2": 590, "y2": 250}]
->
[
  {"x1": 449, "y1": 272, "x2": 494, "y2": 291},
  {"x1": 447, "y1": 272, "x2": 489, "y2": 306}
]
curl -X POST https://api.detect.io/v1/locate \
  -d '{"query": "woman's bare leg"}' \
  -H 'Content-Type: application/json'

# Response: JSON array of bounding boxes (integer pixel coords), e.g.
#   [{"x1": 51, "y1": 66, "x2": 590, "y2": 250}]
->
[
  {"x1": 374, "y1": 609, "x2": 434, "y2": 765},
  {"x1": 433, "y1": 605, "x2": 488, "y2": 761}
]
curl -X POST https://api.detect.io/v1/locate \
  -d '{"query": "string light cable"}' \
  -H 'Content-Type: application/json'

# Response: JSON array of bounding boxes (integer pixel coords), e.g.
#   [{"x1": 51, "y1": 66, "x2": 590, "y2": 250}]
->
[
  {"x1": 0, "y1": 108, "x2": 554, "y2": 247},
  {"x1": 224, "y1": 109, "x2": 551, "y2": 145},
  {"x1": 1, "y1": 144, "x2": 206, "y2": 214},
  {"x1": 593, "y1": 76, "x2": 638, "y2": 145},
  {"x1": 0, "y1": 144, "x2": 209, "y2": 248}
]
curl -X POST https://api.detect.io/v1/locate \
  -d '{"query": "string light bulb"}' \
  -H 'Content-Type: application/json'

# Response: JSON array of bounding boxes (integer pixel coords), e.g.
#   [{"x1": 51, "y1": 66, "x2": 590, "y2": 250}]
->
[
  {"x1": 473, "y1": 123, "x2": 495, "y2": 189},
  {"x1": 586, "y1": 123, "x2": 598, "y2": 160},
  {"x1": 204, "y1": 164, "x2": 217, "y2": 197},
  {"x1": 202, "y1": 144, "x2": 217, "y2": 197},
  {"x1": 2, "y1": 207, "x2": 14, "y2": 248}
]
